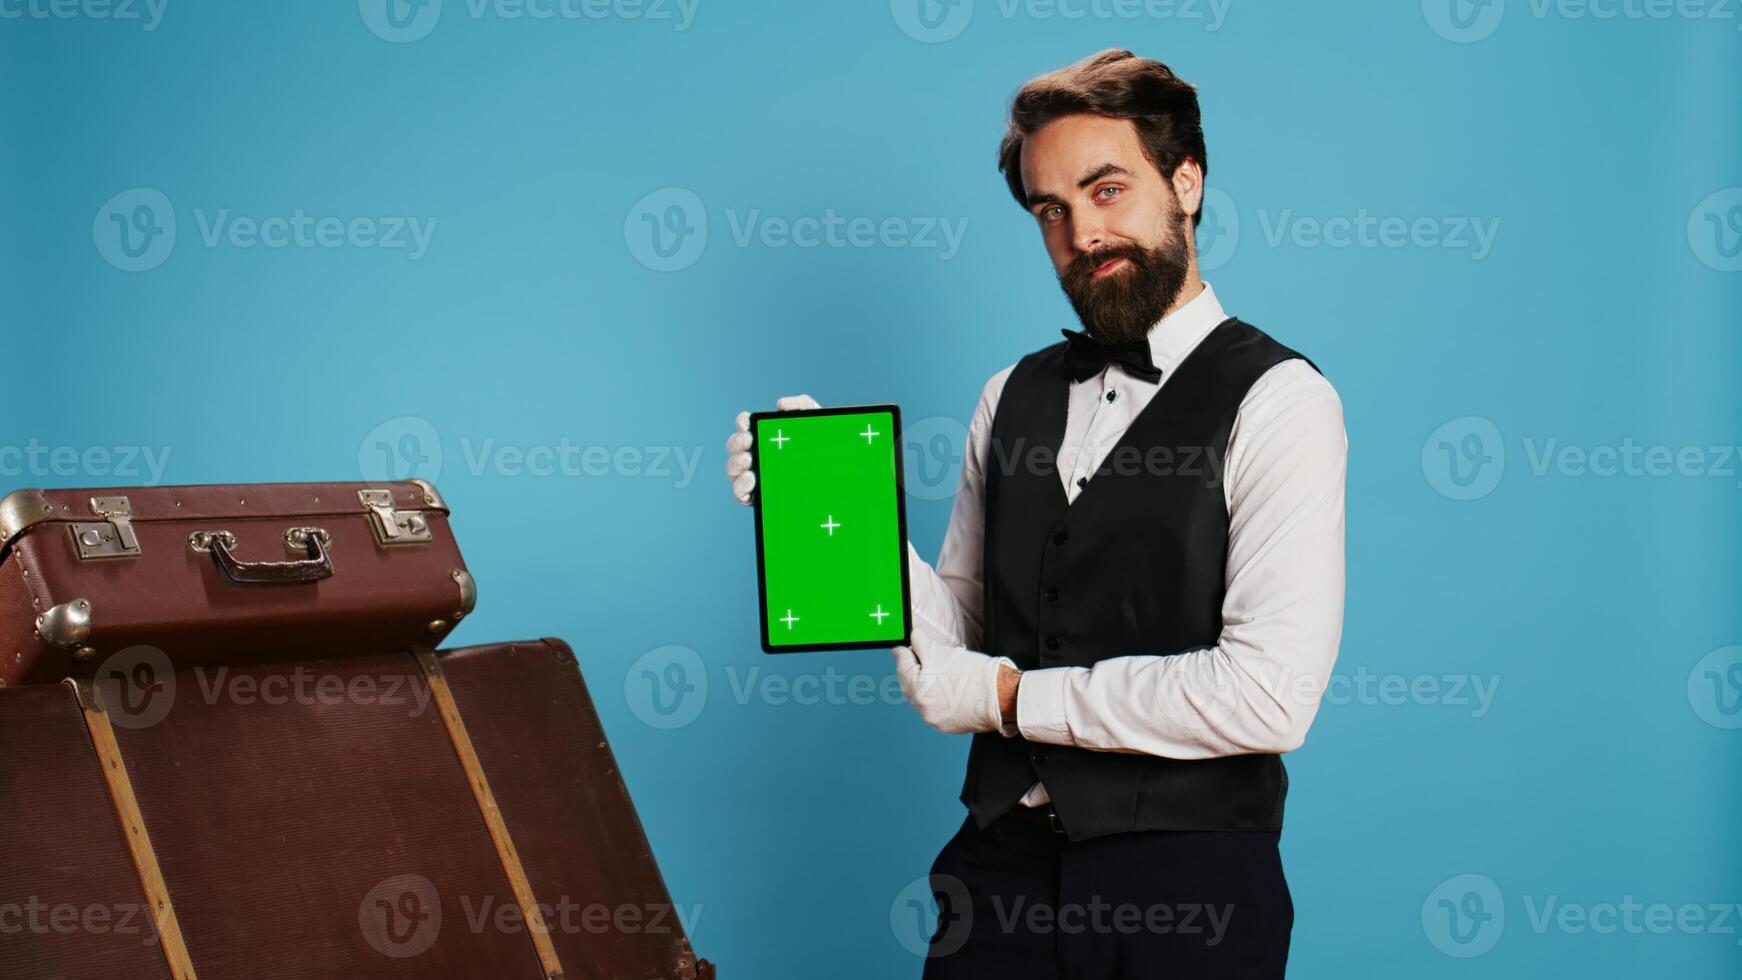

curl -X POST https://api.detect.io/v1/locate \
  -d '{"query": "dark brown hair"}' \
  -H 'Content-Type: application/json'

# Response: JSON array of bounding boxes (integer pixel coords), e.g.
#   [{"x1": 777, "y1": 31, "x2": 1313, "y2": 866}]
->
[{"x1": 997, "y1": 49, "x2": 1207, "y2": 227}]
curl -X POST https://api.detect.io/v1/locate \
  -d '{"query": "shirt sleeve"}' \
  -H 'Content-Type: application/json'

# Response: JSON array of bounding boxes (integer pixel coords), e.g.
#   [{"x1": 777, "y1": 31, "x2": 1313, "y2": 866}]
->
[
  {"x1": 907, "y1": 367, "x2": 1012, "y2": 651},
  {"x1": 1015, "y1": 359, "x2": 1347, "y2": 758}
]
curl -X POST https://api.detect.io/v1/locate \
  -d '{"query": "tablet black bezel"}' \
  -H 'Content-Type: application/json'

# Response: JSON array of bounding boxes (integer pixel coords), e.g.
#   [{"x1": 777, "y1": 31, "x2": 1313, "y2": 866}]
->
[{"x1": 748, "y1": 403, "x2": 913, "y2": 654}]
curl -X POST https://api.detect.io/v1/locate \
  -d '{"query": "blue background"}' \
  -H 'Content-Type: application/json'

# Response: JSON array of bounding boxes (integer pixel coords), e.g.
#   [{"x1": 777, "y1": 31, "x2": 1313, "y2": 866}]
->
[{"x1": 5, "y1": 0, "x2": 1741, "y2": 975}]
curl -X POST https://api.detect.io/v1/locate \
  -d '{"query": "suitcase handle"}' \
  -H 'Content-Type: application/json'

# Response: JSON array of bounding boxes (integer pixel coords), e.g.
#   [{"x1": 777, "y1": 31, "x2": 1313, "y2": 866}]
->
[{"x1": 190, "y1": 527, "x2": 335, "y2": 585}]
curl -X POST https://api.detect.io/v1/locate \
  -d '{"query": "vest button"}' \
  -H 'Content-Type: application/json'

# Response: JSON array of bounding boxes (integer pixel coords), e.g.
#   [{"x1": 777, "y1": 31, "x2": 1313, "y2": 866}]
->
[
  {"x1": 1051, "y1": 530, "x2": 1068, "y2": 546},
  {"x1": 1044, "y1": 588, "x2": 1059, "y2": 603},
  {"x1": 1044, "y1": 635, "x2": 1060, "y2": 651}
]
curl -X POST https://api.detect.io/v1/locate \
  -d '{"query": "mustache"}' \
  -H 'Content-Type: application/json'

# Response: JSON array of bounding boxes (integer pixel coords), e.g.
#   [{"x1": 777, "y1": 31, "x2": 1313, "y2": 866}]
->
[{"x1": 1062, "y1": 243, "x2": 1149, "y2": 288}]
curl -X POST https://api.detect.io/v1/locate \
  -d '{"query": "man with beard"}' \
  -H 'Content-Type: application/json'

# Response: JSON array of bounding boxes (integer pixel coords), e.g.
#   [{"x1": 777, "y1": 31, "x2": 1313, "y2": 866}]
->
[{"x1": 725, "y1": 49, "x2": 1344, "y2": 978}]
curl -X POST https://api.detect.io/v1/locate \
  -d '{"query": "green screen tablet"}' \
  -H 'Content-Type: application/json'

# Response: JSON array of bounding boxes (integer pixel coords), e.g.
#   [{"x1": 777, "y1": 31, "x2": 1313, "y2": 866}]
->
[{"x1": 750, "y1": 404, "x2": 912, "y2": 653}]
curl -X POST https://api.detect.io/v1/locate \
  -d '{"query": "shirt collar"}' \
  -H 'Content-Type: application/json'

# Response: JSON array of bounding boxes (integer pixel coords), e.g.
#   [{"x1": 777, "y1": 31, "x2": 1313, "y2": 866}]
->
[{"x1": 1141, "y1": 280, "x2": 1227, "y2": 380}]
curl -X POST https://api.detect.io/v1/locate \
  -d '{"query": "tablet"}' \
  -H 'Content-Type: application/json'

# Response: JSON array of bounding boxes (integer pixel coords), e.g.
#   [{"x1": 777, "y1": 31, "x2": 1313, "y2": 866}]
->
[{"x1": 749, "y1": 404, "x2": 912, "y2": 653}]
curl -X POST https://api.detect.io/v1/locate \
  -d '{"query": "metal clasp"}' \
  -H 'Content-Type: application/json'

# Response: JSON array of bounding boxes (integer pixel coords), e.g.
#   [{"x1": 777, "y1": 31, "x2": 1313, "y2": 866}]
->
[
  {"x1": 358, "y1": 489, "x2": 433, "y2": 546},
  {"x1": 71, "y1": 496, "x2": 142, "y2": 560}
]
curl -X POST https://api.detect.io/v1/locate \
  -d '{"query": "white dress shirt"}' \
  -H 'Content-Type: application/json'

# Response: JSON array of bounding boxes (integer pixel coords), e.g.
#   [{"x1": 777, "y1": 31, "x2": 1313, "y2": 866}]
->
[{"x1": 906, "y1": 282, "x2": 1347, "y2": 807}]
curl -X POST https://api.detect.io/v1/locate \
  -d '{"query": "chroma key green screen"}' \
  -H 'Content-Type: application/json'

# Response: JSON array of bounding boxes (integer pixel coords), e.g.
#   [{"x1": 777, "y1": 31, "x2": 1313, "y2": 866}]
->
[{"x1": 750, "y1": 405, "x2": 911, "y2": 652}]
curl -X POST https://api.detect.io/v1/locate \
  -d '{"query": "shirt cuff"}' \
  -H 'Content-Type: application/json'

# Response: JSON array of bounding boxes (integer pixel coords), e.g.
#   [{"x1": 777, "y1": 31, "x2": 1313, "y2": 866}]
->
[
  {"x1": 1016, "y1": 666, "x2": 1075, "y2": 746},
  {"x1": 992, "y1": 657, "x2": 1020, "y2": 737}
]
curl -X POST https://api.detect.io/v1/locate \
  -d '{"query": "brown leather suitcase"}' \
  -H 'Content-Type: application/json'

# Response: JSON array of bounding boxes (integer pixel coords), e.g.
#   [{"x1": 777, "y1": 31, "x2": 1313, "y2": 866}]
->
[
  {"x1": 0, "y1": 481, "x2": 475, "y2": 687},
  {"x1": 0, "y1": 681, "x2": 174, "y2": 980},
  {"x1": 2, "y1": 642, "x2": 715, "y2": 979},
  {"x1": 438, "y1": 639, "x2": 712, "y2": 980},
  {"x1": 0, "y1": 479, "x2": 715, "y2": 978}
]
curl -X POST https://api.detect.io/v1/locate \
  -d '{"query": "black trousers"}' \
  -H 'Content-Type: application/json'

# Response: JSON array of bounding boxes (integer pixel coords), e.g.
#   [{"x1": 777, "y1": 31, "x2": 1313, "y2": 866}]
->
[{"x1": 921, "y1": 812, "x2": 1293, "y2": 979}]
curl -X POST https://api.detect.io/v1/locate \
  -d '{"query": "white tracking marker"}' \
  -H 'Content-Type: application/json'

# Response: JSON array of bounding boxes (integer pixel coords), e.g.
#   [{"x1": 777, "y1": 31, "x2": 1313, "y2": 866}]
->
[
  {"x1": 770, "y1": 429, "x2": 790, "y2": 448},
  {"x1": 780, "y1": 609, "x2": 800, "y2": 629},
  {"x1": 820, "y1": 515, "x2": 841, "y2": 536},
  {"x1": 859, "y1": 423, "x2": 881, "y2": 444},
  {"x1": 869, "y1": 604, "x2": 890, "y2": 624}
]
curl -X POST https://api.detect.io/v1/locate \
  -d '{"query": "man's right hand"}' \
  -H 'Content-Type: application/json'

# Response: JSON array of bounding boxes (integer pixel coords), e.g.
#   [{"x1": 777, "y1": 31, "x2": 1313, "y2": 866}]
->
[{"x1": 725, "y1": 393, "x2": 821, "y2": 505}]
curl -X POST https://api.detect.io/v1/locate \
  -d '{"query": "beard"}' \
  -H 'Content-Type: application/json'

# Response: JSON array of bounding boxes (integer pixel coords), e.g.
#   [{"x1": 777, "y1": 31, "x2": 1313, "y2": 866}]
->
[{"x1": 1059, "y1": 225, "x2": 1192, "y2": 346}]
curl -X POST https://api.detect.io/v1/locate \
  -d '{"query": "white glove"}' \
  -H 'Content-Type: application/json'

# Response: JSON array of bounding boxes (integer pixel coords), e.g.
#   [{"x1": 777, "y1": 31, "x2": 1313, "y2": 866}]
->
[
  {"x1": 892, "y1": 627, "x2": 1019, "y2": 735},
  {"x1": 725, "y1": 393, "x2": 821, "y2": 505}
]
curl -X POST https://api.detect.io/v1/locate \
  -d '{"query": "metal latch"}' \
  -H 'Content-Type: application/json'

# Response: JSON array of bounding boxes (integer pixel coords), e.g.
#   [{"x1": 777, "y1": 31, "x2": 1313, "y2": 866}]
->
[
  {"x1": 71, "y1": 496, "x2": 142, "y2": 560},
  {"x1": 358, "y1": 489, "x2": 433, "y2": 546}
]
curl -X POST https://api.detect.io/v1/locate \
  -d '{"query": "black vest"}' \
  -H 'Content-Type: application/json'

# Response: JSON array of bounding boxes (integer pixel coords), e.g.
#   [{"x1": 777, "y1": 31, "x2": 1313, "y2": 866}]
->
[{"x1": 964, "y1": 317, "x2": 1317, "y2": 840}]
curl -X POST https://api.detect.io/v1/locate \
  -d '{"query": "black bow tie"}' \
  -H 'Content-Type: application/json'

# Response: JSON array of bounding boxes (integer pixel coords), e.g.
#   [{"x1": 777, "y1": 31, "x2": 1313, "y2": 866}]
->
[{"x1": 1060, "y1": 329, "x2": 1162, "y2": 383}]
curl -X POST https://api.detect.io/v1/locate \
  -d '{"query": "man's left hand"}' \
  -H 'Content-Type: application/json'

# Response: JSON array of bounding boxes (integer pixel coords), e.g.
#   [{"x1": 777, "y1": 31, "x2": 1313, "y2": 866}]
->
[{"x1": 892, "y1": 629, "x2": 1022, "y2": 735}]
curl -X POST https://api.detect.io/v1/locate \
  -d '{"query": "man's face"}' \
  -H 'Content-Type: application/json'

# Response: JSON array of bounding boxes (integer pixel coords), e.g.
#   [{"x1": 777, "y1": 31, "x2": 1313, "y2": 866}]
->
[{"x1": 1019, "y1": 113, "x2": 1202, "y2": 344}]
